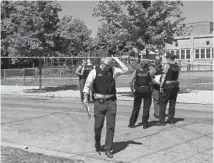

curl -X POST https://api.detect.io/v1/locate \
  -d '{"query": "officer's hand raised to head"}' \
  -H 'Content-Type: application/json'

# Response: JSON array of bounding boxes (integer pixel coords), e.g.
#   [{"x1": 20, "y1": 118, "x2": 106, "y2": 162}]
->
[{"x1": 111, "y1": 55, "x2": 118, "y2": 61}]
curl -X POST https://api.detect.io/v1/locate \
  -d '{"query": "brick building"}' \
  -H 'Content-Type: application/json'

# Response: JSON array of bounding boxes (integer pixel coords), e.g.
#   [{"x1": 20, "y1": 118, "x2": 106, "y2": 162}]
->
[{"x1": 165, "y1": 21, "x2": 213, "y2": 64}]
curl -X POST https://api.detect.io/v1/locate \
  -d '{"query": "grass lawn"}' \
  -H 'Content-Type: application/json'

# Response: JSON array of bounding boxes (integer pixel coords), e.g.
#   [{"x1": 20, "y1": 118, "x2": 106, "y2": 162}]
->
[
  {"x1": 1, "y1": 146, "x2": 84, "y2": 163},
  {"x1": 1, "y1": 71, "x2": 213, "y2": 90}
]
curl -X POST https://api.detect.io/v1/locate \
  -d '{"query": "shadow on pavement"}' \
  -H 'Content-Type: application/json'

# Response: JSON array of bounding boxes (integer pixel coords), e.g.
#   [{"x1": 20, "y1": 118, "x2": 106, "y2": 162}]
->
[
  {"x1": 111, "y1": 140, "x2": 142, "y2": 154},
  {"x1": 135, "y1": 118, "x2": 185, "y2": 128},
  {"x1": 24, "y1": 84, "x2": 79, "y2": 93}
]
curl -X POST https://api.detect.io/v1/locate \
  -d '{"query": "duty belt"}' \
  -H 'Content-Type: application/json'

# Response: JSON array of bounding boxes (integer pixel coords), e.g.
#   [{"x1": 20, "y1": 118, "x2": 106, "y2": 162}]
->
[{"x1": 94, "y1": 94, "x2": 115, "y2": 104}]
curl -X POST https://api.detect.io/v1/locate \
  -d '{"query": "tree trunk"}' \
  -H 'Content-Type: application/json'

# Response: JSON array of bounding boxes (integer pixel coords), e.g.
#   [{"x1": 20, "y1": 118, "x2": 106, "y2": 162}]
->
[{"x1": 39, "y1": 58, "x2": 42, "y2": 92}]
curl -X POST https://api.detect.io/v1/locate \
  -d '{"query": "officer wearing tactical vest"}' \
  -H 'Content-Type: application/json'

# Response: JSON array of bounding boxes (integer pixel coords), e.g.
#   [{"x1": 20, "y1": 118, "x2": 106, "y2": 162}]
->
[
  {"x1": 129, "y1": 59, "x2": 153, "y2": 129},
  {"x1": 82, "y1": 59, "x2": 94, "y2": 102},
  {"x1": 83, "y1": 56, "x2": 128, "y2": 158},
  {"x1": 157, "y1": 52, "x2": 180, "y2": 126}
]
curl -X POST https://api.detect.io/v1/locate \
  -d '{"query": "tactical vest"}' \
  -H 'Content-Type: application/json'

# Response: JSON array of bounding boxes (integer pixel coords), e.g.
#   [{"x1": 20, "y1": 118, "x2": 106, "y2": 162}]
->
[
  {"x1": 135, "y1": 68, "x2": 151, "y2": 87},
  {"x1": 166, "y1": 63, "x2": 179, "y2": 81},
  {"x1": 83, "y1": 65, "x2": 93, "y2": 80},
  {"x1": 93, "y1": 66, "x2": 116, "y2": 95}
]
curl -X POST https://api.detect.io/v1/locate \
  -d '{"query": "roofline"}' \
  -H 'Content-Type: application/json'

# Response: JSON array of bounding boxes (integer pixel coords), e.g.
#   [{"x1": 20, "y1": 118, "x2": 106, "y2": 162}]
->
[
  {"x1": 175, "y1": 34, "x2": 213, "y2": 39},
  {"x1": 184, "y1": 21, "x2": 213, "y2": 26}
]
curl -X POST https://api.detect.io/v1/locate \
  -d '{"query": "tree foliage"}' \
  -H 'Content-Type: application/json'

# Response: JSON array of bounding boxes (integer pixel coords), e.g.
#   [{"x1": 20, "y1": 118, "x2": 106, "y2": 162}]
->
[
  {"x1": 93, "y1": 1, "x2": 185, "y2": 55},
  {"x1": 54, "y1": 16, "x2": 92, "y2": 56}
]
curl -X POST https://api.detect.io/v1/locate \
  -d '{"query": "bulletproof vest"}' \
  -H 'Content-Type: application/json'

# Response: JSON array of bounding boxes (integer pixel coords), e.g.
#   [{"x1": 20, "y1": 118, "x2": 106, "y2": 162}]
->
[
  {"x1": 135, "y1": 68, "x2": 151, "y2": 87},
  {"x1": 83, "y1": 65, "x2": 93, "y2": 80},
  {"x1": 93, "y1": 66, "x2": 116, "y2": 95},
  {"x1": 166, "y1": 63, "x2": 179, "y2": 81}
]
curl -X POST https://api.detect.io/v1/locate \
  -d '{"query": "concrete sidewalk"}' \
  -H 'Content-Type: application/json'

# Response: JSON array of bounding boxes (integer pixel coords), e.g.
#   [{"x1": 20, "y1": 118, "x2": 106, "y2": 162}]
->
[{"x1": 1, "y1": 85, "x2": 213, "y2": 105}]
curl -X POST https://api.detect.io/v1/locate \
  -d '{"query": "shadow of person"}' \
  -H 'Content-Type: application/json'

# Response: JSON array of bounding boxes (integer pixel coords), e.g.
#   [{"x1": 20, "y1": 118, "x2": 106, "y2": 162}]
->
[{"x1": 110, "y1": 140, "x2": 142, "y2": 154}]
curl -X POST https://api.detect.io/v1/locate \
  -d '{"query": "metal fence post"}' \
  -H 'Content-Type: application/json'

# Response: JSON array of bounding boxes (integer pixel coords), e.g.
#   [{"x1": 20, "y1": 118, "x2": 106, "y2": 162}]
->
[
  {"x1": 60, "y1": 68, "x2": 62, "y2": 84},
  {"x1": 23, "y1": 68, "x2": 26, "y2": 86},
  {"x1": 4, "y1": 69, "x2": 6, "y2": 84}
]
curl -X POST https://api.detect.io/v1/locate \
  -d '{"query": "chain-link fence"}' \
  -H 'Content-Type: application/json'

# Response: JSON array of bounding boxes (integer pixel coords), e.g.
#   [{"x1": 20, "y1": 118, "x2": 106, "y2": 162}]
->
[{"x1": 1, "y1": 57, "x2": 213, "y2": 90}]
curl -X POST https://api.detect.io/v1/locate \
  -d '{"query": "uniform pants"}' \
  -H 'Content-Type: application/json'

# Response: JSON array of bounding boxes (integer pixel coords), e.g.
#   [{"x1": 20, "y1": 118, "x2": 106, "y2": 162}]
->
[
  {"x1": 79, "y1": 79, "x2": 85, "y2": 101},
  {"x1": 159, "y1": 83, "x2": 179, "y2": 123},
  {"x1": 129, "y1": 93, "x2": 152, "y2": 125},
  {"x1": 94, "y1": 99, "x2": 117, "y2": 150},
  {"x1": 152, "y1": 88, "x2": 160, "y2": 116}
]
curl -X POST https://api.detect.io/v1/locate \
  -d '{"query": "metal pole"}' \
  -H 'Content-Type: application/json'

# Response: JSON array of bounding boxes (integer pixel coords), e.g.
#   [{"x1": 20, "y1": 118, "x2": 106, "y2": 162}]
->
[
  {"x1": 4, "y1": 69, "x2": 6, "y2": 84},
  {"x1": 23, "y1": 68, "x2": 26, "y2": 86},
  {"x1": 60, "y1": 68, "x2": 62, "y2": 84}
]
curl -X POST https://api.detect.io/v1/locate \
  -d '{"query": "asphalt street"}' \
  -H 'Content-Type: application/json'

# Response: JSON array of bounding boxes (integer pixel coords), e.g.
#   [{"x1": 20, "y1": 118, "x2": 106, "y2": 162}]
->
[{"x1": 1, "y1": 94, "x2": 213, "y2": 163}]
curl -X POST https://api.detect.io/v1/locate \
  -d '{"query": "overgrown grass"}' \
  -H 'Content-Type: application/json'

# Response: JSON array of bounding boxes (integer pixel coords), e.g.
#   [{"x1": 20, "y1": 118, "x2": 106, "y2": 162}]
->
[{"x1": 1, "y1": 146, "x2": 84, "y2": 163}]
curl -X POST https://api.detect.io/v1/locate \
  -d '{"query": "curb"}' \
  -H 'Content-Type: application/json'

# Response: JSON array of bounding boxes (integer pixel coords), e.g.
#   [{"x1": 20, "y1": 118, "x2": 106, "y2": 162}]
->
[{"x1": 1, "y1": 142, "x2": 113, "y2": 163}]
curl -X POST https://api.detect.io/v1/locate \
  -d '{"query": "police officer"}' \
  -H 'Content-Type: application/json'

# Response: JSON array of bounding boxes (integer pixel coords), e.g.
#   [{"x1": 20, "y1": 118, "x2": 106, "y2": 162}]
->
[
  {"x1": 75, "y1": 59, "x2": 86, "y2": 102},
  {"x1": 83, "y1": 56, "x2": 128, "y2": 158},
  {"x1": 151, "y1": 56, "x2": 163, "y2": 118},
  {"x1": 128, "y1": 59, "x2": 152, "y2": 129},
  {"x1": 157, "y1": 52, "x2": 180, "y2": 126},
  {"x1": 82, "y1": 59, "x2": 94, "y2": 102}
]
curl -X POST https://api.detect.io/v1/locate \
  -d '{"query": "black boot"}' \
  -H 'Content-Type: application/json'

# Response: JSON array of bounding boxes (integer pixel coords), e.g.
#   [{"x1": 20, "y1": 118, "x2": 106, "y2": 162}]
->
[
  {"x1": 95, "y1": 142, "x2": 101, "y2": 151},
  {"x1": 167, "y1": 118, "x2": 176, "y2": 124},
  {"x1": 143, "y1": 122, "x2": 149, "y2": 129},
  {"x1": 105, "y1": 150, "x2": 113, "y2": 158},
  {"x1": 128, "y1": 124, "x2": 135, "y2": 128}
]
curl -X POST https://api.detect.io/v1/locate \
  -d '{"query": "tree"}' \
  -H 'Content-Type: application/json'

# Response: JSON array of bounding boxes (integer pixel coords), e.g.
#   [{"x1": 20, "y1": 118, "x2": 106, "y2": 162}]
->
[
  {"x1": 54, "y1": 16, "x2": 92, "y2": 56},
  {"x1": 93, "y1": 1, "x2": 185, "y2": 57},
  {"x1": 1, "y1": 1, "x2": 62, "y2": 90}
]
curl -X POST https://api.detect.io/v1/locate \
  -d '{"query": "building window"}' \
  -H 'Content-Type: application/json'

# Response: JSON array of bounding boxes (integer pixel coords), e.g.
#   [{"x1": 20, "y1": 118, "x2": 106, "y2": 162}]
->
[
  {"x1": 201, "y1": 49, "x2": 205, "y2": 58},
  {"x1": 171, "y1": 51, "x2": 175, "y2": 55},
  {"x1": 195, "y1": 49, "x2": 199, "y2": 59},
  {"x1": 206, "y1": 49, "x2": 210, "y2": 58},
  {"x1": 181, "y1": 50, "x2": 185, "y2": 59},
  {"x1": 176, "y1": 50, "x2": 180, "y2": 59},
  {"x1": 186, "y1": 50, "x2": 190, "y2": 59}
]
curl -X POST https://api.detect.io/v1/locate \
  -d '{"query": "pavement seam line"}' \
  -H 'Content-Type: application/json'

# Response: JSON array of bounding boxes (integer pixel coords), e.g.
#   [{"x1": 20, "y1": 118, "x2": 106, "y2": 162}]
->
[
  {"x1": 171, "y1": 147, "x2": 213, "y2": 163},
  {"x1": 1, "y1": 112, "x2": 58, "y2": 125},
  {"x1": 174, "y1": 124, "x2": 213, "y2": 140}
]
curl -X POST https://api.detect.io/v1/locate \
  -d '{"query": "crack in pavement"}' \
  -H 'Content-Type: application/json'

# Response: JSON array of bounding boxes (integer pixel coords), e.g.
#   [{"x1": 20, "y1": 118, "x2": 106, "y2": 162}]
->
[
  {"x1": 128, "y1": 132, "x2": 213, "y2": 163},
  {"x1": 174, "y1": 124, "x2": 213, "y2": 140},
  {"x1": 80, "y1": 119, "x2": 213, "y2": 156},
  {"x1": 1, "y1": 112, "x2": 58, "y2": 125},
  {"x1": 171, "y1": 147, "x2": 213, "y2": 163}
]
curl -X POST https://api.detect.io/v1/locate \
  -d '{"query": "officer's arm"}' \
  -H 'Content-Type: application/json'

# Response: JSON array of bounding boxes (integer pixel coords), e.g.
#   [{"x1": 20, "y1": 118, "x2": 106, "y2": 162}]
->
[
  {"x1": 160, "y1": 64, "x2": 169, "y2": 88},
  {"x1": 112, "y1": 56, "x2": 129, "y2": 76},
  {"x1": 75, "y1": 66, "x2": 82, "y2": 76},
  {"x1": 83, "y1": 69, "x2": 96, "y2": 96},
  {"x1": 129, "y1": 70, "x2": 136, "y2": 93}
]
